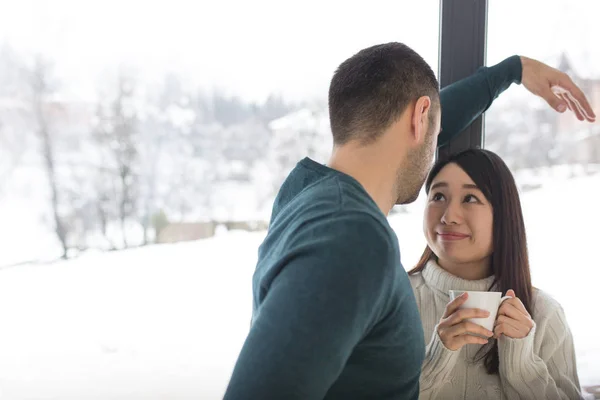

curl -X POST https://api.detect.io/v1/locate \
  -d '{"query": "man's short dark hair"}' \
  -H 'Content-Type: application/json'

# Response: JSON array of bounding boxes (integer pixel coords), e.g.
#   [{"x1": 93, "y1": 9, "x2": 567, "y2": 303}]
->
[{"x1": 328, "y1": 42, "x2": 440, "y2": 145}]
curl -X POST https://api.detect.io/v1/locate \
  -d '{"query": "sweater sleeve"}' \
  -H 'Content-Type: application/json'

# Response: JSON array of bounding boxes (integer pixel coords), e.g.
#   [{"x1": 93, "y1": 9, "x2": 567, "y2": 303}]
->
[
  {"x1": 438, "y1": 55, "x2": 522, "y2": 146},
  {"x1": 223, "y1": 214, "x2": 396, "y2": 400},
  {"x1": 498, "y1": 306, "x2": 583, "y2": 400},
  {"x1": 418, "y1": 326, "x2": 462, "y2": 400}
]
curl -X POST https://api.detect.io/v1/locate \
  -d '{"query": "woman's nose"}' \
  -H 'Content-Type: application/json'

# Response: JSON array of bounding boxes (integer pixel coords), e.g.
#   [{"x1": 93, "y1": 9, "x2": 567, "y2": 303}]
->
[{"x1": 441, "y1": 202, "x2": 463, "y2": 225}]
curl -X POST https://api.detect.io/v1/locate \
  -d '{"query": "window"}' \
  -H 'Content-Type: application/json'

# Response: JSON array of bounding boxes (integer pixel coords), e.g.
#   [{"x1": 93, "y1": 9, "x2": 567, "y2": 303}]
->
[
  {"x1": 486, "y1": 0, "x2": 600, "y2": 388},
  {"x1": 0, "y1": 1, "x2": 440, "y2": 398}
]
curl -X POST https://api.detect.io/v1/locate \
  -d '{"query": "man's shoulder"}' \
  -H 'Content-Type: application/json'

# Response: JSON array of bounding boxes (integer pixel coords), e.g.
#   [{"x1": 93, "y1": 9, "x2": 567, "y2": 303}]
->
[
  {"x1": 260, "y1": 169, "x2": 400, "y2": 286},
  {"x1": 297, "y1": 173, "x2": 372, "y2": 207},
  {"x1": 264, "y1": 204, "x2": 399, "y2": 278},
  {"x1": 276, "y1": 174, "x2": 387, "y2": 230},
  {"x1": 294, "y1": 205, "x2": 397, "y2": 251}
]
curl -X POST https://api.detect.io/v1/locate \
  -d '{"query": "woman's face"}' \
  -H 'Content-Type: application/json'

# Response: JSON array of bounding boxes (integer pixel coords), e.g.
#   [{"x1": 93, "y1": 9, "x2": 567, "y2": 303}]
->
[{"x1": 424, "y1": 163, "x2": 494, "y2": 268}]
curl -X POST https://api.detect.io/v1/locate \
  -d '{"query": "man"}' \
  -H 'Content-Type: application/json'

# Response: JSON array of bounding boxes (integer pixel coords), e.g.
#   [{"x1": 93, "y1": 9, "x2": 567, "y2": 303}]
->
[{"x1": 223, "y1": 43, "x2": 595, "y2": 400}]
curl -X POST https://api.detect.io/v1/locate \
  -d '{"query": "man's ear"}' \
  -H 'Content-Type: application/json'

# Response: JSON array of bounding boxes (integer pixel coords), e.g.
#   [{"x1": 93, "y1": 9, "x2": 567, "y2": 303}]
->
[{"x1": 411, "y1": 96, "x2": 432, "y2": 145}]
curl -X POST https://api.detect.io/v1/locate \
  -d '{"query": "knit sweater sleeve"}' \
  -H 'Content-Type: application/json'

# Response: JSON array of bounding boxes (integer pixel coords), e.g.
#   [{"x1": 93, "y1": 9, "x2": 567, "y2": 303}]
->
[
  {"x1": 409, "y1": 271, "x2": 462, "y2": 400},
  {"x1": 419, "y1": 327, "x2": 461, "y2": 399},
  {"x1": 498, "y1": 298, "x2": 583, "y2": 400}
]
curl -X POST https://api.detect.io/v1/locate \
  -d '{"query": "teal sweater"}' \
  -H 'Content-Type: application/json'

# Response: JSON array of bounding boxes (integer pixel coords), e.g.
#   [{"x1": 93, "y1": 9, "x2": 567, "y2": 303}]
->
[{"x1": 224, "y1": 56, "x2": 522, "y2": 400}]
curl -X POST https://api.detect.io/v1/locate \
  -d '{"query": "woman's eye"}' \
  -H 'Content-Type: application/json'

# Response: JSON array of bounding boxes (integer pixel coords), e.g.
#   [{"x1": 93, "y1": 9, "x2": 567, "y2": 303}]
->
[
  {"x1": 464, "y1": 194, "x2": 479, "y2": 203},
  {"x1": 431, "y1": 193, "x2": 445, "y2": 201}
]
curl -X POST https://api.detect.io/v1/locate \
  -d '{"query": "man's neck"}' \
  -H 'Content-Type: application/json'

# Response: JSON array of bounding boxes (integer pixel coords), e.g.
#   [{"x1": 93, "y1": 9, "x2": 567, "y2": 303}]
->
[{"x1": 327, "y1": 143, "x2": 400, "y2": 215}]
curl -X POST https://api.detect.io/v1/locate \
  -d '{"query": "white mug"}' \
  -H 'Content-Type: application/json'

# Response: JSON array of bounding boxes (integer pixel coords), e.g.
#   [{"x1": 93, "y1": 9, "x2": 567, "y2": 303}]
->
[{"x1": 449, "y1": 290, "x2": 512, "y2": 333}]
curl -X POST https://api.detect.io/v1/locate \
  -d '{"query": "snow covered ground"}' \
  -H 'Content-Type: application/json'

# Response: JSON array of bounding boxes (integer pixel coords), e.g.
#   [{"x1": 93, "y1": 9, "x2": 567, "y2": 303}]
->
[
  {"x1": 0, "y1": 232, "x2": 261, "y2": 399},
  {"x1": 0, "y1": 173, "x2": 598, "y2": 399}
]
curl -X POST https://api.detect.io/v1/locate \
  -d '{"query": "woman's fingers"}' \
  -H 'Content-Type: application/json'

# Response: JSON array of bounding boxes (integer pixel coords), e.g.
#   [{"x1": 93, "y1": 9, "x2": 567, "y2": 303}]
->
[
  {"x1": 443, "y1": 292, "x2": 469, "y2": 318},
  {"x1": 445, "y1": 308, "x2": 490, "y2": 326},
  {"x1": 446, "y1": 321, "x2": 494, "y2": 338}
]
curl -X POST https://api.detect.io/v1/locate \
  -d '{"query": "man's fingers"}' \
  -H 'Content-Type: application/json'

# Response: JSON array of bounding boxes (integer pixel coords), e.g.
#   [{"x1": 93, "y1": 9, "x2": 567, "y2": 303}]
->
[
  {"x1": 553, "y1": 83, "x2": 596, "y2": 121},
  {"x1": 544, "y1": 87, "x2": 568, "y2": 113},
  {"x1": 523, "y1": 56, "x2": 596, "y2": 122},
  {"x1": 559, "y1": 93, "x2": 573, "y2": 111},
  {"x1": 566, "y1": 90, "x2": 589, "y2": 121},
  {"x1": 563, "y1": 92, "x2": 585, "y2": 120},
  {"x1": 560, "y1": 78, "x2": 597, "y2": 121}
]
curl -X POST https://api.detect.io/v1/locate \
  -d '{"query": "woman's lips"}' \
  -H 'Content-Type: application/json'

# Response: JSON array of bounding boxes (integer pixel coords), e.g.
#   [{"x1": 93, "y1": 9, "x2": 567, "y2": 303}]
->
[{"x1": 437, "y1": 232, "x2": 470, "y2": 241}]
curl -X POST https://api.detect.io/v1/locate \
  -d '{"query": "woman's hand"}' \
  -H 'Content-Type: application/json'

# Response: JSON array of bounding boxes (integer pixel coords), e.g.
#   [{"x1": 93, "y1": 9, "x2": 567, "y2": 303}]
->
[
  {"x1": 494, "y1": 289, "x2": 534, "y2": 339},
  {"x1": 437, "y1": 292, "x2": 494, "y2": 351}
]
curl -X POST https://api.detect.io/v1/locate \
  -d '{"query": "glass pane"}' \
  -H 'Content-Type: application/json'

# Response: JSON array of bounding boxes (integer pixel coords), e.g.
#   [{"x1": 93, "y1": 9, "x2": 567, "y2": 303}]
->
[
  {"x1": 487, "y1": 0, "x2": 600, "y2": 390},
  {"x1": 0, "y1": 1, "x2": 439, "y2": 398}
]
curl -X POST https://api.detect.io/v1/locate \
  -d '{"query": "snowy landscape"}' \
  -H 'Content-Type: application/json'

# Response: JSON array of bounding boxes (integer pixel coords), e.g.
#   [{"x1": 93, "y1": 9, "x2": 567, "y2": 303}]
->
[
  {"x1": 0, "y1": 1, "x2": 599, "y2": 398},
  {"x1": 0, "y1": 170, "x2": 598, "y2": 399}
]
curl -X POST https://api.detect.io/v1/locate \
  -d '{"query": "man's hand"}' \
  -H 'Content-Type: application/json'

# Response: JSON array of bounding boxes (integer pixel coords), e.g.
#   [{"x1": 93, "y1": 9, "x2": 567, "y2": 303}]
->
[{"x1": 520, "y1": 56, "x2": 596, "y2": 122}]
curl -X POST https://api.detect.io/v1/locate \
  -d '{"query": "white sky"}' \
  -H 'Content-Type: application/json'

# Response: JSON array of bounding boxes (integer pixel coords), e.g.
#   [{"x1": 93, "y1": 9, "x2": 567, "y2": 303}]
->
[{"x1": 0, "y1": 0, "x2": 598, "y2": 102}]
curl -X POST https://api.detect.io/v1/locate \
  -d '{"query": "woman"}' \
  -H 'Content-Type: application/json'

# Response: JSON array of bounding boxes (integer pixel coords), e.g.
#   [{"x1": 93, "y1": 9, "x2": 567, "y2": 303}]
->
[{"x1": 408, "y1": 148, "x2": 582, "y2": 399}]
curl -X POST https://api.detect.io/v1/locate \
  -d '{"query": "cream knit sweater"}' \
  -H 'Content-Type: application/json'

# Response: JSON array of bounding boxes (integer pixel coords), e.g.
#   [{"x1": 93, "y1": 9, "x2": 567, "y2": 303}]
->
[{"x1": 409, "y1": 260, "x2": 582, "y2": 400}]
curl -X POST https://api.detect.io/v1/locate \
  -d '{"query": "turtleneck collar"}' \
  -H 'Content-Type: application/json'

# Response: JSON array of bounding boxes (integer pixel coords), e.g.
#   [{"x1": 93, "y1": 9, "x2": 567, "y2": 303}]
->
[{"x1": 421, "y1": 259, "x2": 497, "y2": 297}]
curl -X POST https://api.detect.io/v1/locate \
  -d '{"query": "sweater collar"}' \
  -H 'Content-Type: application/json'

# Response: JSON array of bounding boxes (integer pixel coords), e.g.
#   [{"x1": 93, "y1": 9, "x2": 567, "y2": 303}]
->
[{"x1": 421, "y1": 259, "x2": 497, "y2": 297}]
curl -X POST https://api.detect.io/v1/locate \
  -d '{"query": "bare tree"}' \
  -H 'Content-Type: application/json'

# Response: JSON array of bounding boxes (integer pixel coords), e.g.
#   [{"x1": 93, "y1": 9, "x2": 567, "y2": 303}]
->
[
  {"x1": 93, "y1": 70, "x2": 139, "y2": 248},
  {"x1": 136, "y1": 74, "x2": 186, "y2": 244},
  {"x1": 29, "y1": 56, "x2": 69, "y2": 258}
]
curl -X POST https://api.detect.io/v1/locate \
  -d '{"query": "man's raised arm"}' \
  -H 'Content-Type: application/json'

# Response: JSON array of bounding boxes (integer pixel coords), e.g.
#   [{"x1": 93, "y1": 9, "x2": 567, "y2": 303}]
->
[{"x1": 438, "y1": 55, "x2": 595, "y2": 146}]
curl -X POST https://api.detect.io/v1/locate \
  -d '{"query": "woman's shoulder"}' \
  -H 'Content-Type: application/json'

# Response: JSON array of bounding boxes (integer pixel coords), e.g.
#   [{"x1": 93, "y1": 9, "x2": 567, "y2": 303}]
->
[
  {"x1": 407, "y1": 270, "x2": 425, "y2": 289},
  {"x1": 531, "y1": 287, "x2": 567, "y2": 322},
  {"x1": 530, "y1": 288, "x2": 576, "y2": 350}
]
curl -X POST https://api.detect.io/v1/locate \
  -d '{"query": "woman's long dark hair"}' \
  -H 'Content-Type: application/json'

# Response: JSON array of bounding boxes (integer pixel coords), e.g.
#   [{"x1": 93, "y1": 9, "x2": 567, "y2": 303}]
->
[{"x1": 408, "y1": 148, "x2": 533, "y2": 375}]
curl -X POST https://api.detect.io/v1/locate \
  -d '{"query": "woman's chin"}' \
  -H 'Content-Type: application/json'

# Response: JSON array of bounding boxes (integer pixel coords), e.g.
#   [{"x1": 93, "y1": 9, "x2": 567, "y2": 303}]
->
[{"x1": 435, "y1": 252, "x2": 478, "y2": 266}]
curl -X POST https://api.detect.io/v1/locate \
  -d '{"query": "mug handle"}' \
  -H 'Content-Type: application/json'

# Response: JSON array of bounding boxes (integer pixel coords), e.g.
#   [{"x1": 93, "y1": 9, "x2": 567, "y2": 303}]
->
[{"x1": 500, "y1": 295, "x2": 513, "y2": 304}]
